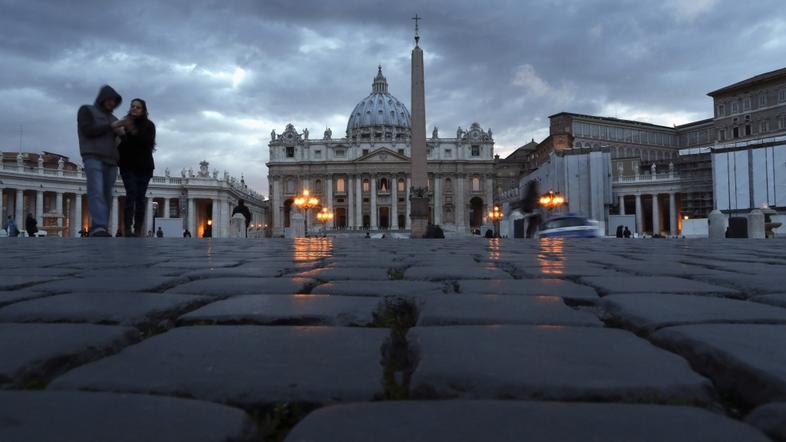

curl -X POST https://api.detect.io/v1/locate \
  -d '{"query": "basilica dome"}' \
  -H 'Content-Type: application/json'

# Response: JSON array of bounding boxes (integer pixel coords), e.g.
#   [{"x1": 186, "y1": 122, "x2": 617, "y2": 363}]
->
[{"x1": 347, "y1": 66, "x2": 411, "y2": 139}]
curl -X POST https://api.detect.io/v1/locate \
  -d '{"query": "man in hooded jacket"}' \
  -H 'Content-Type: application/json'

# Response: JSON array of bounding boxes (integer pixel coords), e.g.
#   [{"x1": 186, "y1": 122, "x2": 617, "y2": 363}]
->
[{"x1": 78, "y1": 85, "x2": 127, "y2": 237}]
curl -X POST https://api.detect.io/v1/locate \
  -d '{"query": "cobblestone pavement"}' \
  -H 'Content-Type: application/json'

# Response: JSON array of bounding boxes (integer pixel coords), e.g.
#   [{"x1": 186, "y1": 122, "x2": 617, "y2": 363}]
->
[{"x1": 1, "y1": 238, "x2": 786, "y2": 441}]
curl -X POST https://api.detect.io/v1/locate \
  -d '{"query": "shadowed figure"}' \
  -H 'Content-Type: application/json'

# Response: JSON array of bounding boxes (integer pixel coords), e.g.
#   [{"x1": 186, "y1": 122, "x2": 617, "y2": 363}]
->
[{"x1": 521, "y1": 180, "x2": 542, "y2": 238}]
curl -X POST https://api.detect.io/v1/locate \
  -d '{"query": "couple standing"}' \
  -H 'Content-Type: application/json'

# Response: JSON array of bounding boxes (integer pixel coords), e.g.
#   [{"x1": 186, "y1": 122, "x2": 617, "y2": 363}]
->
[{"x1": 77, "y1": 85, "x2": 156, "y2": 237}]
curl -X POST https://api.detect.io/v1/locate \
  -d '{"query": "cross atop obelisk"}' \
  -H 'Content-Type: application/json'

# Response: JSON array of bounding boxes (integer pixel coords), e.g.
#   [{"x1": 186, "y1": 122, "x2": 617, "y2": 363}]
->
[
  {"x1": 412, "y1": 14, "x2": 421, "y2": 45},
  {"x1": 409, "y1": 14, "x2": 429, "y2": 238}
]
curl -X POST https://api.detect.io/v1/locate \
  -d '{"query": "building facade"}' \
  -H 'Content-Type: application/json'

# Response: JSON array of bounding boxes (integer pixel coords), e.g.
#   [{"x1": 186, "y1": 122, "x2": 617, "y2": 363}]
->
[
  {"x1": 0, "y1": 152, "x2": 267, "y2": 238},
  {"x1": 267, "y1": 67, "x2": 497, "y2": 236},
  {"x1": 502, "y1": 67, "x2": 786, "y2": 236}
]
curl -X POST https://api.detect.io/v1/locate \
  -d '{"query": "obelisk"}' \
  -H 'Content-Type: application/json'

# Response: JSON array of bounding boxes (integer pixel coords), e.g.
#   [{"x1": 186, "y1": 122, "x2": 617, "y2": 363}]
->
[{"x1": 409, "y1": 14, "x2": 429, "y2": 238}]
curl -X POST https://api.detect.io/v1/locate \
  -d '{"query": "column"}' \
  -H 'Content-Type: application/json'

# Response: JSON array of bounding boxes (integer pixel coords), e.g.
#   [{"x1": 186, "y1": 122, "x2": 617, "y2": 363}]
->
[
  {"x1": 456, "y1": 175, "x2": 465, "y2": 231},
  {"x1": 15, "y1": 190, "x2": 24, "y2": 230},
  {"x1": 145, "y1": 197, "x2": 154, "y2": 235},
  {"x1": 72, "y1": 194, "x2": 83, "y2": 237},
  {"x1": 272, "y1": 178, "x2": 282, "y2": 235},
  {"x1": 187, "y1": 198, "x2": 196, "y2": 236},
  {"x1": 219, "y1": 200, "x2": 235, "y2": 238},
  {"x1": 355, "y1": 176, "x2": 363, "y2": 228},
  {"x1": 433, "y1": 175, "x2": 442, "y2": 226},
  {"x1": 56, "y1": 192, "x2": 63, "y2": 232},
  {"x1": 652, "y1": 193, "x2": 660, "y2": 235},
  {"x1": 634, "y1": 193, "x2": 643, "y2": 235},
  {"x1": 35, "y1": 190, "x2": 44, "y2": 226},
  {"x1": 669, "y1": 192, "x2": 677, "y2": 236},
  {"x1": 347, "y1": 175, "x2": 354, "y2": 229},
  {"x1": 212, "y1": 199, "x2": 220, "y2": 238},
  {"x1": 405, "y1": 177, "x2": 411, "y2": 228},
  {"x1": 391, "y1": 176, "x2": 398, "y2": 229},
  {"x1": 484, "y1": 175, "x2": 494, "y2": 219},
  {"x1": 326, "y1": 176, "x2": 334, "y2": 229},
  {"x1": 0, "y1": 187, "x2": 4, "y2": 224},
  {"x1": 370, "y1": 176, "x2": 377, "y2": 230},
  {"x1": 110, "y1": 196, "x2": 119, "y2": 235},
  {"x1": 619, "y1": 195, "x2": 626, "y2": 215},
  {"x1": 164, "y1": 198, "x2": 171, "y2": 218}
]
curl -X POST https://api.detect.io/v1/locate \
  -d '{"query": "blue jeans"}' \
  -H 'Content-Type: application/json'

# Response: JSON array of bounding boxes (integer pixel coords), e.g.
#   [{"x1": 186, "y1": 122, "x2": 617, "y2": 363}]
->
[
  {"x1": 83, "y1": 158, "x2": 117, "y2": 233},
  {"x1": 120, "y1": 171, "x2": 151, "y2": 235}
]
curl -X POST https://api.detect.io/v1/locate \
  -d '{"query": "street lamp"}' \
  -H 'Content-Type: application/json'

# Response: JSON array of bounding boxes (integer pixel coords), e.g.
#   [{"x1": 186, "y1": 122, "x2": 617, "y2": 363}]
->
[
  {"x1": 316, "y1": 207, "x2": 334, "y2": 236},
  {"x1": 488, "y1": 205, "x2": 503, "y2": 238},
  {"x1": 539, "y1": 190, "x2": 565, "y2": 210},
  {"x1": 294, "y1": 189, "x2": 319, "y2": 237}
]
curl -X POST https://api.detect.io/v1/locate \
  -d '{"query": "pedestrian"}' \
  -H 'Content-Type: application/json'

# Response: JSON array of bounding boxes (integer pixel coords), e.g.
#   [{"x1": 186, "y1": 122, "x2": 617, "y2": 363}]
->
[
  {"x1": 231, "y1": 199, "x2": 252, "y2": 237},
  {"x1": 183, "y1": 229, "x2": 192, "y2": 238},
  {"x1": 4, "y1": 215, "x2": 19, "y2": 237},
  {"x1": 25, "y1": 214, "x2": 38, "y2": 237},
  {"x1": 156, "y1": 227, "x2": 163, "y2": 238},
  {"x1": 484, "y1": 229, "x2": 494, "y2": 238},
  {"x1": 147, "y1": 230, "x2": 153, "y2": 237},
  {"x1": 118, "y1": 98, "x2": 156, "y2": 236},
  {"x1": 79, "y1": 228, "x2": 88, "y2": 238},
  {"x1": 78, "y1": 85, "x2": 127, "y2": 237},
  {"x1": 115, "y1": 229, "x2": 123, "y2": 237},
  {"x1": 623, "y1": 226, "x2": 631, "y2": 238},
  {"x1": 615, "y1": 225, "x2": 623, "y2": 238}
]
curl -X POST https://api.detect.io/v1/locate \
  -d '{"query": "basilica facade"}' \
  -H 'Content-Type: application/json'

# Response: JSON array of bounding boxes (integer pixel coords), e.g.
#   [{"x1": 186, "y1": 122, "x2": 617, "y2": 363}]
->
[{"x1": 267, "y1": 67, "x2": 497, "y2": 236}]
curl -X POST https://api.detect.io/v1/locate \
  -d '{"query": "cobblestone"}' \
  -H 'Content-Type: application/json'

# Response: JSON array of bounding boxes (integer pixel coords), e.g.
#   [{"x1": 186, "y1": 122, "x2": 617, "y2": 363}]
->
[{"x1": 1, "y1": 237, "x2": 786, "y2": 440}]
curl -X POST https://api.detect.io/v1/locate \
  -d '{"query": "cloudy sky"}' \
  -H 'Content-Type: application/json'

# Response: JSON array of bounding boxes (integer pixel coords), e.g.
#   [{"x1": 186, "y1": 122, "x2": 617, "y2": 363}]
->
[{"x1": 2, "y1": 0, "x2": 785, "y2": 194}]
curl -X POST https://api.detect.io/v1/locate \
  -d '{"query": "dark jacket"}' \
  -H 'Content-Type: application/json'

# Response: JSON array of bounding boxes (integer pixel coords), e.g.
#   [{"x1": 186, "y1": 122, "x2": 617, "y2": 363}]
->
[
  {"x1": 118, "y1": 118, "x2": 156, "y2": 175},
  {"x1": 25, "y1": 216, "x2": 38, "y2": 236},
  {"x1": 232, "y1": 204, "x2": 252, "y2": 227},
  {"x1": 78, "y1": 85, "x2": 122, "y2": 165}
]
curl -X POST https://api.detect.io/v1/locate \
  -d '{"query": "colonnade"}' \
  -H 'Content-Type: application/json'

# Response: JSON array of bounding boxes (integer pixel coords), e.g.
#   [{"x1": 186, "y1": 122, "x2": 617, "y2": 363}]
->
[
  {"x1": 272, "y1": 172, "x2": 495, "y2": 234},
  {"x1": 618, "y1": 192, "x2": 680, "y2": 236}
]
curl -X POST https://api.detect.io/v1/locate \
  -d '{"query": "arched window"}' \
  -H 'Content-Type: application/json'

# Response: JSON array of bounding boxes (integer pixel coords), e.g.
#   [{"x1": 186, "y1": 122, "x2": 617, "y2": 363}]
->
[
  {"x1": 379, "y1": 178, "x2": 389, "y2": 193},
  {"x1": 397, "y1": 178, "x2": 406, "y2": 192},
  {"x1": 362, "y1": 178, "x2": 370, "y2": 193},
  {"x1": 336, "y1": 177, "x2": 346, "y2": 193},
  {"x1": 286, "y1": 178, "x2": 296, "y2": 194},
  {"x1": 472, "y1": 176, "x2": 481, "y2": 192},
  {"x1": 444, "y1": 178, "x2": 453, "y2": 193}
]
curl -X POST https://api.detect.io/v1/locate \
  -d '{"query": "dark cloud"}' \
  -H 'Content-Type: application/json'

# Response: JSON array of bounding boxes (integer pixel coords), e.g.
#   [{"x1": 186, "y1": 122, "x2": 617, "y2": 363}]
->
[{"x1": 1, "y1": 0, "x2": 785, "y2": 194}]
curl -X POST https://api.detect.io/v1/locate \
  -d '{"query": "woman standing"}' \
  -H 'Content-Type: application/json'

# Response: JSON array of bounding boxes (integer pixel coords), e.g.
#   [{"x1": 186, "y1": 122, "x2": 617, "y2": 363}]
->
[{"x1": 118, "y1": 99, "x2": 156, "y2": 237}]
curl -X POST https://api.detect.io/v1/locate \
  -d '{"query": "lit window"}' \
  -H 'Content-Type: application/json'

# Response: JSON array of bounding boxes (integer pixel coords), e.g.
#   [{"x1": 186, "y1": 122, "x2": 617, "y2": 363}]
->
[
  {"x1": 336, "y1": 178, "x2": 345, "y2": 193},
  {"x1": 397, "y1": 179, "x2": 406, "y2": 192},
  {"x1": 362, "y1": 178, "x2": 369, "y2": 192}
]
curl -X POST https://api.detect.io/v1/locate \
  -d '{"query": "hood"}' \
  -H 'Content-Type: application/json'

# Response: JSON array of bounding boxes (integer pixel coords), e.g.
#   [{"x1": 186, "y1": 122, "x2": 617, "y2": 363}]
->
[{"x1": 93, "y1": 85, "x2": 122, "y2": 110}]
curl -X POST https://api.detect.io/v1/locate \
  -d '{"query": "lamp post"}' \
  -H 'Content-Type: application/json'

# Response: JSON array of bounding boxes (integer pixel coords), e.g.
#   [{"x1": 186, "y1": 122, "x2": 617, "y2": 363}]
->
[
  {"x1": 539, "y1": 190, "x2": 565, "y2": 215},
  {"x1": 294, "y1": 189, "x2": 319, "y2": 237},
  {"x1": 316, "y1": 207, "x2": 334, "y2": 236},
  {"x1": 488, "y1": 205, "x2": 503, "y2": 238}
]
